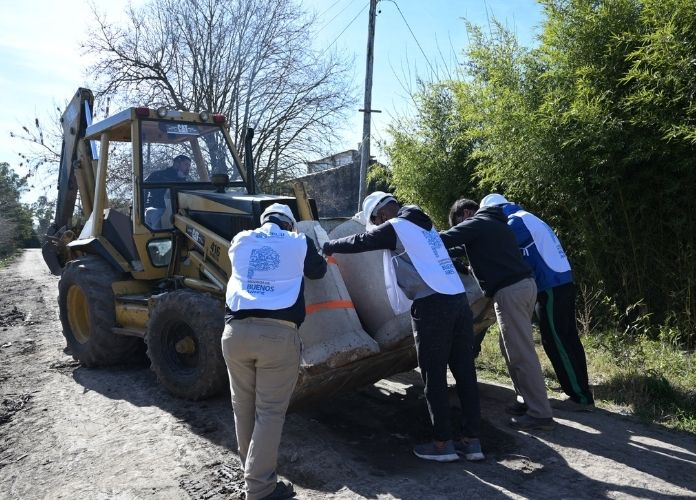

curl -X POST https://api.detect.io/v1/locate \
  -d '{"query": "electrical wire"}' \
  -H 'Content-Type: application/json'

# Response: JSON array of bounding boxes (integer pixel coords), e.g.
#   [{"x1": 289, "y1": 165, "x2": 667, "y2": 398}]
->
[
  {"x1": 320, "y1": 1, "x2": 370, "y2": 57},
  {"x1": 383, "y1": 0, "x2": 439, "y2": 81},
  {"x1": 318, "y1": 0, "x2": 347, "y2": 19},
  {"x1": 318, "y1": 0, "x2": 359, "y2": 34}
]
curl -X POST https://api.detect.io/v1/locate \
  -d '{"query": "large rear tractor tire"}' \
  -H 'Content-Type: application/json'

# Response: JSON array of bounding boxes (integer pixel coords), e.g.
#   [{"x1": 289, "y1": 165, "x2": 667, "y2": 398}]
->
[
  {"x1": 146, "y1": 290, "x2": 228, "y2": 400},
  {"x1": 58, "y1": 256, "x2": 142, "y2": 366}
]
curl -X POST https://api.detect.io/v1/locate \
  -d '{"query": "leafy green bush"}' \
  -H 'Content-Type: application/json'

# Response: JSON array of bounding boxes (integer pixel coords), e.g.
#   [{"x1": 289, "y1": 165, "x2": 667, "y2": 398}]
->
[
  {"x1": 387, "y1": 0, "x2": 695, "y2": 340},
  {"x1": 0, "y1": 163, "x2": 36, "y2": 257}
]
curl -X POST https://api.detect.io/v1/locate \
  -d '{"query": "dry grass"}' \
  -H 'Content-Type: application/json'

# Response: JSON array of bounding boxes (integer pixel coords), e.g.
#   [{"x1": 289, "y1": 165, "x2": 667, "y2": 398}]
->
[{"x1": 475, "y1": 324, "x2": 696, "y2": 433}]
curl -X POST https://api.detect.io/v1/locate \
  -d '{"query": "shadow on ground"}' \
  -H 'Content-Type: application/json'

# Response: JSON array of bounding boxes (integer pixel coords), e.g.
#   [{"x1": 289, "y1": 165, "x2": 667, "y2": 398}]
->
[{"x1": 67, "y1": 358, "x2": 695, "y2": 499}]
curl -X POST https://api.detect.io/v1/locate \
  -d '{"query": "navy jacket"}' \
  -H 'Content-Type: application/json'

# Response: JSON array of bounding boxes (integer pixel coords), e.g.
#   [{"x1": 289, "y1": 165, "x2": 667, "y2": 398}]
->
[
  {"x1": 324, "y1": 205, "x2": 437, "y2": 300},
  {"x1": 440, "y1": 205, "x2": 532, "y2": 297}
]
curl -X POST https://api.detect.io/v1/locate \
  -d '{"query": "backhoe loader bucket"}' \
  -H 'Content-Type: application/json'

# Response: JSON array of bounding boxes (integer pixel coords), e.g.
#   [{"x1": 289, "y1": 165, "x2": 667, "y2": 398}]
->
[
  {"x1": 296, "y1": 220, "x2": 380, "y2": 371},
  {"x1": 327, "y1": 217, "x2": 414, "y2": 349},
  {"x1": 328, "y1": 217, "x2": 494, "y2": 338},
  {"x1": 293, "y1": 221, "x2": 386, "y2": 402},
  {"x1": 289, "y1": 218, "x2": 495, "y2": 407},
  {"x1": 290, "y1": 221, "x2": 414, "y2": 406}
]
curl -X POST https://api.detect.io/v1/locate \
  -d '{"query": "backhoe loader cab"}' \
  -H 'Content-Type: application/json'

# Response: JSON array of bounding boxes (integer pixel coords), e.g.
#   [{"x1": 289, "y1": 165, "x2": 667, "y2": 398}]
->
[{"x1": 45, "y1": 88, "x2": 495, "y2": 404}]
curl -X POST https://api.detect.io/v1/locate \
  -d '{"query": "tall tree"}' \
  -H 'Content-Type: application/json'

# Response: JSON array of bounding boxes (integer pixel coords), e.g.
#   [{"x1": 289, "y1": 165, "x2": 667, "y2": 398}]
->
[
  {"x1": 0, "y1": 163, "x2": 34, "y2": 256},
  {"x1": 31, "y1": 195, "x2": 55, "y2": 245},
  {"x1": 83, "y1": 0, "x2": 356, "y2": 192},
  {"x1": 387, "y1": 81, "x2": 479, "y2": 226},
  {"x1": 387, "y1": 0, "x2": 695, "y2": 335},
  {"x1": 531, "y1": 0, "x2": 695, "y2": 328}
]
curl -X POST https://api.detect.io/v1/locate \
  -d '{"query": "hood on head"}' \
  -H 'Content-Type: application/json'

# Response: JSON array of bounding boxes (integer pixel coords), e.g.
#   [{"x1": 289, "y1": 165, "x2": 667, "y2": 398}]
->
[
  {"x1": 476, "y1": 204, "x2": 508, "y2": 223},
  {"x1": 398, "y1": 205, "x2": 433, "y2": 230}
]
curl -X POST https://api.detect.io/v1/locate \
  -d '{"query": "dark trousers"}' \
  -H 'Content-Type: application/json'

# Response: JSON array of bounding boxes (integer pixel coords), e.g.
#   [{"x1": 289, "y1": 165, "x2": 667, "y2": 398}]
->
[
  {"x1": 535, "y1": 283, "x2": 594, "y2": 405},
  {"x1": 411, "y1": 292, "x2": 480, "y2": 441}
]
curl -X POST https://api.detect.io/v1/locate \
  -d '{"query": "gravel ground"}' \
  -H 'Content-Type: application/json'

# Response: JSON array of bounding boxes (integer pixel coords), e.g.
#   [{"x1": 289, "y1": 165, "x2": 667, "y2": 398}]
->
[{"x1": 0, "y1": 250, "x2": 695, "y2": 499}]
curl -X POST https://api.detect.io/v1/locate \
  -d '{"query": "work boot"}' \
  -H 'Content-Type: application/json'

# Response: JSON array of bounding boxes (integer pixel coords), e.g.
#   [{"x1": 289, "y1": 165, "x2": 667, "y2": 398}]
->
[
  {"x1": 508, "y1": 414, "x2": 555, "y2": 431},
  {"x1": 259, "y1": 480, "x2": 295, "y2": 500},
  {"x1": 413, "y1": 440, "x2": 460, "y2": 462},
  {"x1": 505, "y1": 401, "x2": 528, "y2": 416}
]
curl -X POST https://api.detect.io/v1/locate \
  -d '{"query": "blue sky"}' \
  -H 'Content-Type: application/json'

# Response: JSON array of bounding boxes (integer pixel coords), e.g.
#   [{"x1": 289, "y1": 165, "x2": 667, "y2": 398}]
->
[
  {"x1": 0, "y1": 0, "x2": 543, "y2": 203},
  {"x1": 304, "y1": 0, "x2": 543, "y2": 153}
]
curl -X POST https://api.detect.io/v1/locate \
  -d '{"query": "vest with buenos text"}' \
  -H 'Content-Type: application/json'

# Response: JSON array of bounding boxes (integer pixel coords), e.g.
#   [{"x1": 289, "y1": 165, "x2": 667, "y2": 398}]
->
[{"x1": 226, "y1": 223, "x2": 307, "y2": 312}]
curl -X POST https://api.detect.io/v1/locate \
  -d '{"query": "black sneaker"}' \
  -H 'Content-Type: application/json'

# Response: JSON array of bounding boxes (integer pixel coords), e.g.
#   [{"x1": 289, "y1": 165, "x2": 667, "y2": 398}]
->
[
  {"x1": 508, "y1": 414, "x2": 555, "y2": 431},
  {"x1": 261, "y1": 480, "x2": 295, "y2": 500},
  {"x1": 505, "y1": 401, "x2": 528, "y2": 416}
]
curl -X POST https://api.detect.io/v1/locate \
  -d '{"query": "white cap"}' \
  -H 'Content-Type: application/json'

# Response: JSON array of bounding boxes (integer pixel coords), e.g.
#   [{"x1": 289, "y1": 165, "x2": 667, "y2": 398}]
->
[
  {"x1": 260, "y1": 203, "x2": 297, "y2": 228},
  {"x1": 480, "y1": 193, "x2": 509, "y2": 208},
  {"x1": 362, "y1": 191, "x2": 396, "y2": 229}
]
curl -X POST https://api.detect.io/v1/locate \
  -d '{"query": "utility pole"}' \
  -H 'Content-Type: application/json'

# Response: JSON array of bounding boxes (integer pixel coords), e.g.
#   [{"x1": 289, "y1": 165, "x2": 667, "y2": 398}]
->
[
  {"x1": 273, "y1": 128, "x2": 281, "y2": 192},
  {"x1": 358, "y1": 0, "x2": 379, "y2": 211}
]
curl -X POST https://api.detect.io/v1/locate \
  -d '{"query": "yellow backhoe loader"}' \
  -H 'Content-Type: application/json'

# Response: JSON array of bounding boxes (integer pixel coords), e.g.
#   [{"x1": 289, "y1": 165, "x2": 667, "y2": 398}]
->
[{"x1": 42, "y1": 88, "x2": 495, "y2": 405}]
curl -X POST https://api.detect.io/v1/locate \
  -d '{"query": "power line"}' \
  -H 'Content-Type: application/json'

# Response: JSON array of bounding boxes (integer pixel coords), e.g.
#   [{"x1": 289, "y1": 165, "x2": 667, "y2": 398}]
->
[
  {"x1": 383, "y1": 0, "x2": 439, "y2": 81},
  {"x1": 318, "y1": 0, "x2": 347, "y2": 19},
  {"x1": 320, "y1": 1, "x2": 370, "y2": 57},
  {"x1": 318, "y1": 0, "x2": 358, "y2": 34}
]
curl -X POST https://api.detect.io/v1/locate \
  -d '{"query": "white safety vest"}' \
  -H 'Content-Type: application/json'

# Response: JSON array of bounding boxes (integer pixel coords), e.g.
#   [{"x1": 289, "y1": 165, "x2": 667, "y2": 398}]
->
[
  {"x1": 226, "y1": 223, "x2": 307, "y2": 311},
  {"x1": 383, "y1": 218, "x2": 465, "y2": 314},
  {"x1": 512, "y1": 210, "x2": 571, "y2": 273}
]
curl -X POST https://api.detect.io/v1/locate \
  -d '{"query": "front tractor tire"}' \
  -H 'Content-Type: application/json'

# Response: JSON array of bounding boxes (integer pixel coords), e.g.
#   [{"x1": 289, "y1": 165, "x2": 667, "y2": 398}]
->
[
  {"x1": 58, "y1": 256, "x2": 142, "y2": 366},
  {"x1": 146, "y1": 290, "x2": 228, "y2": 400}
]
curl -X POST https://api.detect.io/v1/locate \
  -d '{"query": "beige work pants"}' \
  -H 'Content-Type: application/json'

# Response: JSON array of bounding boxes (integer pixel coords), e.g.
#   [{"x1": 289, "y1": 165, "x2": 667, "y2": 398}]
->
[
  {"x1": 221, "y1": 317, "x2": 301, "y2": 500},
  {"x1": 494, "y1": 278, "x2": 552, "y2": 419}
]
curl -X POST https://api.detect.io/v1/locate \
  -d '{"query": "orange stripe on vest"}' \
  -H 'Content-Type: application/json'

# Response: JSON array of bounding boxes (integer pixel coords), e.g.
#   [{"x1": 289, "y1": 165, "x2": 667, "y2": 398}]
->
[
  {"x1": 305, "y1": 300, "x2": 354, "y2": 315},
  {"x1": 325, "y1": 255, "x2": 338, "y2": 265}
]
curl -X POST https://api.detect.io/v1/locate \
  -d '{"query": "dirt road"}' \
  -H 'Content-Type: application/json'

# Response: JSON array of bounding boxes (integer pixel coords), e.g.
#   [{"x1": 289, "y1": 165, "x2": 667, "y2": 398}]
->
[{"x1": 0, "y1": 250, "x2": 695, "y2": 499}]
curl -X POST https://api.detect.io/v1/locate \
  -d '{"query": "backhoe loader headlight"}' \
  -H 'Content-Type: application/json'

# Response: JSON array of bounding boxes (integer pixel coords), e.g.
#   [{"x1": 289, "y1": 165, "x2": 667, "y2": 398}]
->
[
  {"x1": 157, "y1": 107, "x2": 168, "y2": 118},
  {"x1": 199, "y1": 111, "x2": 210, "y2": 122}
]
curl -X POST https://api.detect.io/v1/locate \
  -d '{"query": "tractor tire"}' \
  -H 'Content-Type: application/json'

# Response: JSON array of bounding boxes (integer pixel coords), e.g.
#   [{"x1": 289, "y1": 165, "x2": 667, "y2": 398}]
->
[
  {"x1": 146, "y1": 290, "x2": 228, "y2": 400},
  {"x1": 58, "y1": 256, "x2": 142, "y2": 366}
]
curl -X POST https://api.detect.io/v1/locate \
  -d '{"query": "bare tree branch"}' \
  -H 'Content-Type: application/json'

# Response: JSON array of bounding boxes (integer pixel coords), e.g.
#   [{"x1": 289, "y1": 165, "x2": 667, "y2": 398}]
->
[{"x1": 83, "y1": 0, "x2": 357, "y2": 191}]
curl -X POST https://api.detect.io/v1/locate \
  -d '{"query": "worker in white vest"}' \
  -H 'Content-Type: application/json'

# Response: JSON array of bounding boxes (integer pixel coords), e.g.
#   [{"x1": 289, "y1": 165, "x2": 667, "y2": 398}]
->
[
  {"x1": 323, "y1": 192, "x2": 484, "y2": 463},
  {"x1": 442, "y1": 198, "x2": 554, "y2": 432},
  {"x1": 223, "y1": 203, "x2": 327, "y2": 500},
  {"x1": 481, "y1": 193, "x2": 594, "y2": 411}
]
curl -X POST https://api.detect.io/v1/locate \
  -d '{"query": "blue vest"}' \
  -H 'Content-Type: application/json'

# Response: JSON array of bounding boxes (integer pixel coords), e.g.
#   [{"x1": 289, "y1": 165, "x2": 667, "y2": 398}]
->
[{"x1": 502, "y1": 204, "x2": 573, "y2": 292}]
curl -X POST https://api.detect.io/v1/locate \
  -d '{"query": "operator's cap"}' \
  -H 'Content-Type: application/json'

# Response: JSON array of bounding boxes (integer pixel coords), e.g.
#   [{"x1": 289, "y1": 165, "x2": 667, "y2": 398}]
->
[
  {"x1": 480, "y1": 193, "x2": 509, "y2": 208},
  {"x1": 362, "y1": 191, "x2": 397, "y2": 229},
  {"x1": 260, "y1": 203, "x2": 297, "y2": 229}
]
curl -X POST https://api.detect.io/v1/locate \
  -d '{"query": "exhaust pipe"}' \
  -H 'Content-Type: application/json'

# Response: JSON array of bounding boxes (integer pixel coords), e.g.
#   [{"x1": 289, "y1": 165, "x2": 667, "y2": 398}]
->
[{"x1": 244, "y1": 127, "x2": 256, "y2": 194}]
